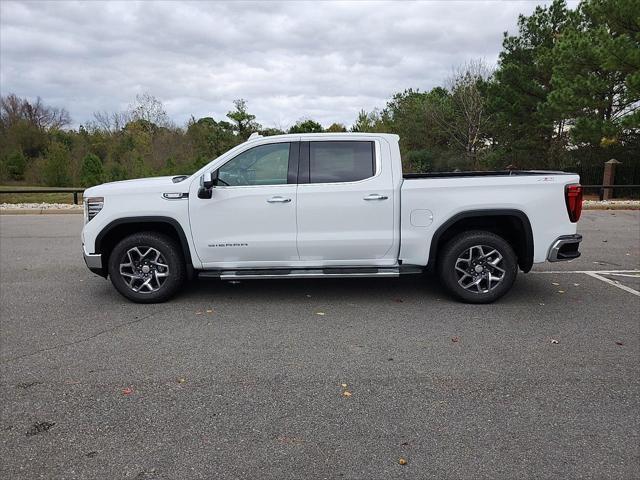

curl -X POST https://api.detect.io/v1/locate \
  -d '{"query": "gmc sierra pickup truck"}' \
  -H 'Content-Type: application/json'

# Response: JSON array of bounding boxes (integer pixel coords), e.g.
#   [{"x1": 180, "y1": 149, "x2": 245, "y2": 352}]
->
[{"x1": 81, "y1": 133, "x2": 583, "y2": 303}]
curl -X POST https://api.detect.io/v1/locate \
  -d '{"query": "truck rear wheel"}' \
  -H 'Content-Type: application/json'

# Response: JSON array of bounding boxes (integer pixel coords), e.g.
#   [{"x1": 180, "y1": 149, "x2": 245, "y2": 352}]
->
[
  {"x1": 108, "y1": 232, "x2": 185, "y2": 303},
  {"x1": 437, "y1": 230, "x2": 518, "y2": 304}
]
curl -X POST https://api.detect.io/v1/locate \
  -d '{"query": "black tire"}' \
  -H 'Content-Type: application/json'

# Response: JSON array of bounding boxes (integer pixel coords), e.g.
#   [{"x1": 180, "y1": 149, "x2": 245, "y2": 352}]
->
[
  {"x1": 437, "y1": 230, "x2": 518, "y2": 304},
  {"x1": 108, "y1": 232, "x2": 185, "y2": 303}
]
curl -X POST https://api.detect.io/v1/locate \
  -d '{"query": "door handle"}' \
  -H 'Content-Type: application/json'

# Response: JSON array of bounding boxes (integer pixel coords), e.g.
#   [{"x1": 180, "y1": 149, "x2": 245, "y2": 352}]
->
[
  {"x1": 363, "y1": 194, "x2": 388, "y2": 201},
  {"x1": 267, "y1": 196, "x2": 292, "y2": 203}
]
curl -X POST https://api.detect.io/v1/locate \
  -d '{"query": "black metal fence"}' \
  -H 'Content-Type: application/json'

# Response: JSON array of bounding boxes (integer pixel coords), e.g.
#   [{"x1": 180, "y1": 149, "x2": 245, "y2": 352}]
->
[
  {"x1": 0, "y1": 188, "x2": 85, "y2": 204},
  {"x1": 568, "y1": 161, "x2": 640, "y2": 198}
]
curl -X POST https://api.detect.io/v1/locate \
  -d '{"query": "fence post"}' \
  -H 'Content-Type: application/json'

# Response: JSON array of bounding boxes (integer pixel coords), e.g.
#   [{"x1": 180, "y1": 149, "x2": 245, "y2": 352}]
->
[
  {"x1": 601, "y1": 159, "x2": 621, "y2": 200},
  {"x1": 73, "y1": 191, "x2": 78, "y2": 205}
]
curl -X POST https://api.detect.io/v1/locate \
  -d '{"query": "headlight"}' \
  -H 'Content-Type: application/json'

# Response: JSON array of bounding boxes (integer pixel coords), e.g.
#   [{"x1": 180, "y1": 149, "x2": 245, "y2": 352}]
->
[{"x1": 85, "y1": 197, "x2": 104, "y2": 222}]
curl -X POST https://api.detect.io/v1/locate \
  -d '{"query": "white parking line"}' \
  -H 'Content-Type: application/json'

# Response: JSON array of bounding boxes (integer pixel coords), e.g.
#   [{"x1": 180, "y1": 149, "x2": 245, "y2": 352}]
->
[
  {"x1": 583, "y1": 272, "x2": 640, "y2": 297},
  {"x1": 531, "y1": 269, "x2": 640, "y2": 297},
  {"x1": 532, "y1": 270, "x2": 640, "y2": 274}
]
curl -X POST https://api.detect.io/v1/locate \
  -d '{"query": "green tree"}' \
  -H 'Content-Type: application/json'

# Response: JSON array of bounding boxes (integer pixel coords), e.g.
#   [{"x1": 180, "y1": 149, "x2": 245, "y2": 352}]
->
[
  {"x1": 350, "y1": 109, "x2": 380, "y2": 133},
  {"x1": 80, "y1": 153, "x2": 104, "y2": 186},
  {"x1": 186, "y1": 116, "x2": 239, "y2": 159},
  {"x1": 425, "y1": 60, "x2": 493, "y2": 168},
  {"x1": 5, "y1": 151, "x2": 27, "y2": 180},
  {"x1": 259, "y1": 127, "x2": 286, "y2": 136},
  {"x1": 106, "y1": 162, "x2": 127, "y2": 182},
  {"x1": 289, "y1": 119, "x2": 323, "y2": 133},
  {"x1": 487, "y1": 0, "x2": 574, "y2": 168},
  {"x1": 372, "y1": 89, "x2": 453, "y2": 170},
  {"x1": 43, "y1": 141, "x2": 71, "y2": 186},
  {"x1": 548, "y1": 0, "x2": 639, "y2": 152},
  {"x1": 405, "y1": 149, "x2": 434, "y2": 173},
  {"x1": 226, "y1": 99, "x2": 261, "y2": 140},
  {"x1": 326, "y1": 123, "x2": 347, "y2": 132}
]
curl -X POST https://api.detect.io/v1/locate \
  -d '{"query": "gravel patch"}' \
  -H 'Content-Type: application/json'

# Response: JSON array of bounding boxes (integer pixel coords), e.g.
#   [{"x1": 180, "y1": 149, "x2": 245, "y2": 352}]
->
[
  {"x1": 1, "y1": 202, "x2": 83, "y2": 210},
  {"x1": 583, "y1": 200, "x2": 639, "y2": 210}
]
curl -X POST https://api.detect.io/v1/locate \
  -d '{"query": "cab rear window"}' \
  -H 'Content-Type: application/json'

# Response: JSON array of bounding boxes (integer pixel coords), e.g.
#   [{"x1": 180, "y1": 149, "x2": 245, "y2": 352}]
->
[{"x1": 309, "y1": 141, "x2": 375, "y2": 183}]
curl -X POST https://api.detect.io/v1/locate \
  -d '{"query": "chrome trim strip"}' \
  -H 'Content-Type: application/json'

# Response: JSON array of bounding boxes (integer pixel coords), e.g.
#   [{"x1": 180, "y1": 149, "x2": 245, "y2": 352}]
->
[
  {"x1": 162, "y1": 192, "x2": 189, "y2": 200},
  {"x1": 201, "y1": 269, "x2": 401, "y2": 280},
  {"x1": 547, "y1": 234, "x2": 582, "y2": 262}
]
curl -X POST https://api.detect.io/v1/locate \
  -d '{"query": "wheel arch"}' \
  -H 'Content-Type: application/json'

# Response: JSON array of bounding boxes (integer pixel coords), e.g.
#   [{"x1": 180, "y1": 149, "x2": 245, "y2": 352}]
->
[
  {"x1": 428, "y1": 209, "x2": 534, "y2": 273},
  {"x1": 95, "y1": 216, "x2": 193, "y2": 278}
]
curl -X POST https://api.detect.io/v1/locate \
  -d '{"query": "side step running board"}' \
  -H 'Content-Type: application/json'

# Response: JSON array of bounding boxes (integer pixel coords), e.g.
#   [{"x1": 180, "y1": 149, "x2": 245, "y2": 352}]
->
[{"x1": 198, "y1": 266, "x2": 422, "y2": 280}]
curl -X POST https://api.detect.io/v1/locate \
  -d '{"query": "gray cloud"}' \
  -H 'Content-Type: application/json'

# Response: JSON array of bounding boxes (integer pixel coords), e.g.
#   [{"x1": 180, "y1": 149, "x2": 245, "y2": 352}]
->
[{"x1": 0, "y1": 0, "x2": 577, "y2": 129}]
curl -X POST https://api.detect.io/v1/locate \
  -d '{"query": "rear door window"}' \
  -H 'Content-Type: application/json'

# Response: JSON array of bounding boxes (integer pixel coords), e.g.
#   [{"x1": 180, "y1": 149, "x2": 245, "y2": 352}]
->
[{"x1": 309, "y1": 141, "x2": 375, "y2": 183}]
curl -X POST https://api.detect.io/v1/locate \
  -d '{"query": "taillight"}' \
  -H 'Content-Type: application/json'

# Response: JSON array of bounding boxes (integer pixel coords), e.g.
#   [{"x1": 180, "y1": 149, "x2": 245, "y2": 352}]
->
[{"x1": 565, "y1": 184, "x2": 583, "y2": 223}]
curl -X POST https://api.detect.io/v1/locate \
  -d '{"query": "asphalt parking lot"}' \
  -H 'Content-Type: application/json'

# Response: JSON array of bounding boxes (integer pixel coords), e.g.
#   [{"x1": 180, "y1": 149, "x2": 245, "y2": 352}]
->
[{"x1": 1, "y1": 211, "x2": 639, "y2": 479}]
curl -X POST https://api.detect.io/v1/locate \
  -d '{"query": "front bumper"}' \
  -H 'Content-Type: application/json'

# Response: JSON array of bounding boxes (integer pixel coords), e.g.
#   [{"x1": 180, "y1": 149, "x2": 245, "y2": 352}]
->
[
  {"x1": 83, "y1": 250, "x2": 106, "y2": 277},
  {"x1": 547, "y1": 234, "x2": 582, "y2": 262}
]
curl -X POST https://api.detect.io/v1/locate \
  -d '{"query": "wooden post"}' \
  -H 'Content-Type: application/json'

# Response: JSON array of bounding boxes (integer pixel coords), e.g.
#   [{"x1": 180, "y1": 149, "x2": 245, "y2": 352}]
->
[
  {"x1": 73, "y1": 191, "x2": 78, "y2": 205},
  {"x1": 601, "y1": 159, "x2": 621, "y2": 200}
]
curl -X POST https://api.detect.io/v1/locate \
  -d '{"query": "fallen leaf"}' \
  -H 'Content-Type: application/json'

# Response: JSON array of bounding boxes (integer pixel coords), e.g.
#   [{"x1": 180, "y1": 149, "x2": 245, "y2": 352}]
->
[
  {"x1": 316, "y1": 312, "x2": 325, "y2": 316},
  {"x1": 399, "y1": 458, "x2": 407, "y2": 465},
  {"x1": 550, "y1": 339, "x2": 559, "y2": 344},
  {"x1": 122, "y1": 387, "x2": 134, "y2": 395},
  {"x1": 341, "y1": 383, "x2": 347, "y2": 388},
  {"x1": 552, "y1": 282, "x2": 560, "y2": 286},
  {"x1": 342, "y1": 391, "x2": 352, "y2": 397},
  {"x1": 615, "y1": 341, "x2": 624, "y2": 346},
  {"x1": 26, "y1": 421, "x2": 55, "y2": 437},
  {"x1": 277, "y1": 436, "x2": 304, "y2": 445},
  {"x1": 206, "y1": 309, "x2": 213, "y2": 313},
  {"x1": 451, "y1": 336, "x2": 459, "y2": 343},
  {"x1": 195, "y1": 311, "x2": 203, "y2": 316},
  {"x1": 558, "y1": 290, "x2": 565, "y2": 294},
  {"x1": 177, "y1": 378, "x2": 186, "y2": 384},
  {"x1": 573, "y1": 283, "x2": 580, "y2": 287}
]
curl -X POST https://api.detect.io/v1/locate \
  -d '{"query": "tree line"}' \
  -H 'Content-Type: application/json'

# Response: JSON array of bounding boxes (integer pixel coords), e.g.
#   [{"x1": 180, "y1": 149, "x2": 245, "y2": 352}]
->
[{"x1": 0, "y1": 0, "x2": 637, "y2": 187}]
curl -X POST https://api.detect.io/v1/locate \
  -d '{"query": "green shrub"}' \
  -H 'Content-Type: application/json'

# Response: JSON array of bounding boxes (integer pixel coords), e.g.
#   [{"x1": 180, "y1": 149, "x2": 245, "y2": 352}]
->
[
  {"x1": 80, "y1": 153, "x2": 104, "y2": 186},
  {"x1": 5, "y1": 151, "x2": 27, "y2": 180},
  {"x1": 43, "y1": 141, "x2": 71, "y2": 186}
]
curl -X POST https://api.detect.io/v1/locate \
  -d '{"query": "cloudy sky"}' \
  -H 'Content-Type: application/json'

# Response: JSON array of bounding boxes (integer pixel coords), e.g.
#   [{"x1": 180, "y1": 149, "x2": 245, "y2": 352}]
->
[{"x1": 0, "y1": 0, "x2": 576, "y2": 129}]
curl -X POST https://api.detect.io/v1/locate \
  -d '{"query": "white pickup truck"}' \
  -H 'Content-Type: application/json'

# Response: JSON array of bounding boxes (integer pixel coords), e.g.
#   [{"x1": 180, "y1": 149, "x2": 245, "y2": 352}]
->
[{"x1": 81, "y1": 133, "x2": 583, "y2": 303}]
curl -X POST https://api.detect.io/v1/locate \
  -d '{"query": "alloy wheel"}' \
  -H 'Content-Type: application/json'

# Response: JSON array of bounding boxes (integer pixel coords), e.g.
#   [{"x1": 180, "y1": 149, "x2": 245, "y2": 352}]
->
[{"x1": 454, "y1": 245, "x2": 506, "y2": 294}]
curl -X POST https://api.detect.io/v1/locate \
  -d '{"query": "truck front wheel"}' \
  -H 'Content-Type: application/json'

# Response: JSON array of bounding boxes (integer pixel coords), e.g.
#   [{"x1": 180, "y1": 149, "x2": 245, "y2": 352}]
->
[
  {"x1": 437, "y1": 230, "x2": 518, "y2": 304},
  {"x1": 108, "y1": 232, "x2": 185, "y2": 303}
]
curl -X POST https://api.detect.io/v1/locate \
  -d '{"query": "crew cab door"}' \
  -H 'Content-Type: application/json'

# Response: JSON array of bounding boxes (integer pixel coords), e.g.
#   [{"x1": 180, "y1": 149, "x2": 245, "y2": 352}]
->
[
  {"x1": 296, "y1": 139, "x2": 396, "y2": 265},
  {"x1": 189, "y1": 142, "x2": 299, "y2": 268}
]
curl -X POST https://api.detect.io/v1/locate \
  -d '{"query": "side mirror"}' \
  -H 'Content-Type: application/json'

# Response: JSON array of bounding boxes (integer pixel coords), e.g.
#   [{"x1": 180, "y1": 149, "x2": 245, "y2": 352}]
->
[
  {"x1": 202, "y1": 171, "x2": 215, "y2": 189},
  {"x1": 198, "y1": 171, "x2": 215, "y2": 199}
]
